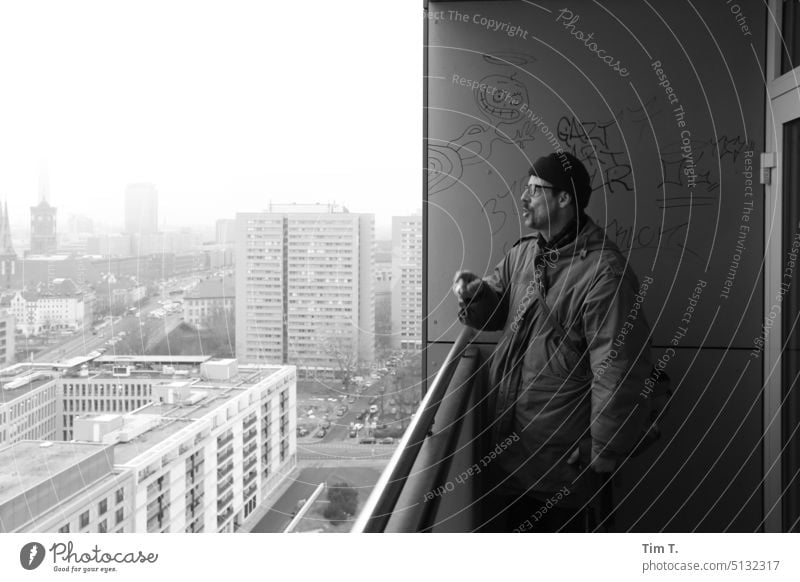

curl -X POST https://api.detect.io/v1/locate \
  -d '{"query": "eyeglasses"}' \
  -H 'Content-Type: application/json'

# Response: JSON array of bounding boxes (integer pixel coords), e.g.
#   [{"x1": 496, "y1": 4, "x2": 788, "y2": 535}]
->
[{"x1": 521, "y1": 184, "x2": 557, "y2": 198}]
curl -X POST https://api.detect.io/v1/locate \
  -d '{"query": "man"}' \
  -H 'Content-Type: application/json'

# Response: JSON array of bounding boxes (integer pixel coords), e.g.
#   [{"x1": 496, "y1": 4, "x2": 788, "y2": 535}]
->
[{"x1": 453, "y1": 152, "x2": 654, "y2": 532}]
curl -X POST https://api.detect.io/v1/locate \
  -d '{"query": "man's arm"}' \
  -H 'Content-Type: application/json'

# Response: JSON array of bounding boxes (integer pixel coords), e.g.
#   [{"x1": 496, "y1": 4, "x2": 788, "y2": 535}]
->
[
  {"x1": 454, "y1": 250, "x2": 515, "y2": 332},
  {"x1": 583, "y1": 265, "x2": 654, "y2": 466}
]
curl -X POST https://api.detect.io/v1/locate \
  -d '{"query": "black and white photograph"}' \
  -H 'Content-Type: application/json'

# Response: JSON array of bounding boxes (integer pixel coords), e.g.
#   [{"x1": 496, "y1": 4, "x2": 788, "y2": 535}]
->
[{"x1": 0, "y1": 1, "x2": 799, "y2": 580}]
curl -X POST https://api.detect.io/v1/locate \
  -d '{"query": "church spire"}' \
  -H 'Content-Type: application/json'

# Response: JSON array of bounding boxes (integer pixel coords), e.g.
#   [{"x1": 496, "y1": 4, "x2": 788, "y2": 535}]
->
[{"x1": 0, "y1": 200, "x2": 16, "y2": 256}]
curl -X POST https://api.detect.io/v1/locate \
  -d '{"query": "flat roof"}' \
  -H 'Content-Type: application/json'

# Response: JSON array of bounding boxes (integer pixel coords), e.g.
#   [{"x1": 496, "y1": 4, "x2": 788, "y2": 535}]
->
[
  {"x1": 94, "y1": 355, "x2": 211, "y2": 365},
  {"x1": 0, "y1": 441, "x2": 110, "y2": 506},
  {"x1": 111, "y1": 367, "x2": 284, "y2": 464},
  {"x1": 0, "y1": 377, "x2": 56, "y2": 404}
]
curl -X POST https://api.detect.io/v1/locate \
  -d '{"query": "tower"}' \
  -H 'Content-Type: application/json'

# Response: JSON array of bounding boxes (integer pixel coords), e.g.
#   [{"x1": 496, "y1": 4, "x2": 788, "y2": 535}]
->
[
  {"x1": 0, "y1": 200, "x2": 17, "y2": 287},
  {"x1": 30, "y1": 162, "x2": 57, "y2": 255}
]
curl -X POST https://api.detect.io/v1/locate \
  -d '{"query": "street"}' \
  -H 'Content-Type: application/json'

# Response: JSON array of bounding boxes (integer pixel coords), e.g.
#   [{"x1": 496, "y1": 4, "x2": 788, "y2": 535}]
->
[{"x1": 249, "y1": 466, "x2": 384, "y2": 533}]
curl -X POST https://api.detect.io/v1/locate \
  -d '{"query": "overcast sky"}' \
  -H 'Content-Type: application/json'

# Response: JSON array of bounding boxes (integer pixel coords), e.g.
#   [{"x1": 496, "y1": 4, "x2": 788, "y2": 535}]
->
[{"x1": 0, "y1": 1, "x2": 421, "y2": 235}]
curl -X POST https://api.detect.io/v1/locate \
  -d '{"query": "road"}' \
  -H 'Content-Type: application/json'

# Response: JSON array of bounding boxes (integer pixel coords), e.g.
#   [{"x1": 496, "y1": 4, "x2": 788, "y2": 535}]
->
[
  {"x1": 33, "y1": 301, "x2": 182, "y2": 363},
  {"x1": 297, "y1": 441, "x2": 397, "y2": 461},
  {"x1": 249, "y1": 466, "x2": 384, "y2": 533}
]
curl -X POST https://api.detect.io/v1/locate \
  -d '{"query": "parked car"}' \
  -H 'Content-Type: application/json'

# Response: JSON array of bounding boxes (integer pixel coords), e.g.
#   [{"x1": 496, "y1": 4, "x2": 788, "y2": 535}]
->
[
  {"x1": 349, "y1": 428, "x2": 358, "y2": 438},
  {"x1": 381, "y1": 437, "x2": 394, "y2": 445},
  {"x1": 297, "y1": 427, "x2": 309, "y2": 437},
  {"x1": 359, "y1": 437, "x2": 376, "y2": 444},
  {"x1": 315, "y1": 428, "x2": 326, "y2": 438}
]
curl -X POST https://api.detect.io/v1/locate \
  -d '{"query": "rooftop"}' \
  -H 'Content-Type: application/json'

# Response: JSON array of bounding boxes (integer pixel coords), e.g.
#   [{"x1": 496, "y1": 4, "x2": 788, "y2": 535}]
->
[
  {"x1": 83, "y1": 365, "x2": 284, "y2": 465},
  {"x1": 185, "y1": 276, "x2": 234, "y2": 300},
  {"x1": 94, "y1": 355, "x2": 212, "y2": 365},
  {"x1": 0, "y1": 375, "x2": 56, "y2": 404},
  {"x1": 0, "y1": 441, "x2": 110, "y2": 506}
]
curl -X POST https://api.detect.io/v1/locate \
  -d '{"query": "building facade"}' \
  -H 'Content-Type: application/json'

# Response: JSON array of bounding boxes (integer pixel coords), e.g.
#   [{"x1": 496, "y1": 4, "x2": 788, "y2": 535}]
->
[
  {"x1": 2, "y1": 356, "x2": 296, "y2": 533},
  {"x1": 30, "y1": 200, "x2": 57, "y2": 255},
  {"x1": 0, "y1": 369, "x2": 59, "y2": 446},
  {"x1": 9, "y1": 279, "x2": 88, "y2": 337},
  {"x1": 0, "y1": 309, "x2": 14, "y2": 366},
  {"x1": 391, "y1": 214, "x2": 422, "y2": 350},
  {"x1": 235, "y1": 204, "x2": 375, "y2": 378},
  {"x1": 183, "y1": 276, "x2": 234, "y2": 330}
]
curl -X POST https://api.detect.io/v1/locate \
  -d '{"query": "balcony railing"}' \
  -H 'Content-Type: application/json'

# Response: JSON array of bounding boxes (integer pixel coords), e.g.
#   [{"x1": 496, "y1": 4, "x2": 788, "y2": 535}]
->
[
  {"x1": 351, "y1": 327, "x2": 484, "y2": 533},
  {"x1": 217, "y1": 447, "x2": 234, "y2": 465},
  {"x1": 217, "y1": 432, "x2": 234, "y2": 448},
  {"x1": 217, "y1": 461, "x2": 234, "y2": 478},
  {"x1": 243, "y1": 456, "x2": 257, "y2": 474},
  {"x1": 217, "y1": 490, "x2": 234, "y2": 510},
  {"x1": 243, "y1": 470, "x2": 258, "y2": 488}
]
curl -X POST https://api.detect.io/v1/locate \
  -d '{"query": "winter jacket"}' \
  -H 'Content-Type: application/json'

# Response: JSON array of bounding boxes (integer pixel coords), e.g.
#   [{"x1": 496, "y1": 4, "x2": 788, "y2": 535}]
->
[{"x1": 458, "y1": 215, "x2": 653, "y2": 504}]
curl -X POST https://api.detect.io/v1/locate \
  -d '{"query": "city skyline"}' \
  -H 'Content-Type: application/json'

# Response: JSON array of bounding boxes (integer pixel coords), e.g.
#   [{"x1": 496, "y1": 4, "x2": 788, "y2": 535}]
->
[{"x1": 0, "y1": 2, "x2": 421, "y2": 234}]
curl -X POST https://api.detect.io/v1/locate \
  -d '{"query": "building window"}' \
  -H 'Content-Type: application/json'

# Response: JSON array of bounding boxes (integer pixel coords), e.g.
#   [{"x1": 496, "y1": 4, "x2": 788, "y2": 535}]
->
[
  {"x1": 79, "y1": 511, "x2": 90, "y2": 529},
  {"x1": 116, "y1": 488, "x2": 124, "y2": 504},
  {"x1": 58, "y1": 524, "x2": 70, "y2": 533},
  {"x1": 99, "y1": 499, "x2": 107, "y2": 515},
  {"x1": 115, "y1": 507, "x2": 124, "y2": 525},
  {"x1": 98, "y1": 520, "x2": 107, "y2": 533}
]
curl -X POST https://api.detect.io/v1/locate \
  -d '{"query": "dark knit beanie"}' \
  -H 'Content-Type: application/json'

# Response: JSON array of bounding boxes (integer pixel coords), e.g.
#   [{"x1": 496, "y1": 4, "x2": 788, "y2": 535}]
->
[{"x1": 529, "y1": 152, "x2": 592, "y2": 209}]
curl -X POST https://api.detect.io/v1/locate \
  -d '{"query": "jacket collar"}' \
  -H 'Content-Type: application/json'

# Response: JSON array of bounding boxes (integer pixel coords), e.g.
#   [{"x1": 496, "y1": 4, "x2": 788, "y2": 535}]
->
[{"x1": 536, "y1": 209, "x2": 588, "y2": 254}]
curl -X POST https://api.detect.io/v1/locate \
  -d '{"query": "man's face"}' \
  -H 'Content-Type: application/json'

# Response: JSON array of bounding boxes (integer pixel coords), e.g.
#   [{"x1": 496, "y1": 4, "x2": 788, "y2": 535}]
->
[{"x1": 521, "y1": 175, "x2": 560, "y2": 231}]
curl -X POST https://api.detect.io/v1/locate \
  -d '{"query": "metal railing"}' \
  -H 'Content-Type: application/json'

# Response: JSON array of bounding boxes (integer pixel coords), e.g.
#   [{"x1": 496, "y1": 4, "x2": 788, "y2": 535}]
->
[{"x1": 351, "y1": 326, "x2": 480, "y2": 533}]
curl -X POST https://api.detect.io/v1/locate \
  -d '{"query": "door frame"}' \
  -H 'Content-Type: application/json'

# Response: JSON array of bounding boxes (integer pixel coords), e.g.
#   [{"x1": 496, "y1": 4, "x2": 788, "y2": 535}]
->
[{"x1": 764, "y1": 0, "x2": 800, "y2": 533}]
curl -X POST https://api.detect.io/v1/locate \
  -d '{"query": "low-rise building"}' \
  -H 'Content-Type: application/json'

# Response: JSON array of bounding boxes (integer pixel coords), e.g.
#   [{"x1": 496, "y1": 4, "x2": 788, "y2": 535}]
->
[
  {"x1": 9, "y1": 278, "x2": 88, "y2": 336},
  {"x1": 183, "y1": 276, "x2": 234, "y2": 330},
  {"x1": 0, "y1": 366, "x2": 59, "y2": 446},
  {"x1": 2, "y1": 356, "x2": 297, "y2": 533}
]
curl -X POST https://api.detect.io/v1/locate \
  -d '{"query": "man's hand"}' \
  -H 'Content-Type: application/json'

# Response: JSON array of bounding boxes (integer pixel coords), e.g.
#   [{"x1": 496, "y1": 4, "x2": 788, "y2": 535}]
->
[
  {"x1": 566, "y1": 445, "x2": 617, "y2": 473},
  {"x1": 452, "y1": 271, "x2": 482, "y2": 303}
]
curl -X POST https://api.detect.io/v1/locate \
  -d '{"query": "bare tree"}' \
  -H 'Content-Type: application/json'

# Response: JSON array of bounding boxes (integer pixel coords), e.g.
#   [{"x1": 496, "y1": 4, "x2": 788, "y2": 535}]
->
[{"x1": 321, "y1": 333, "x2": 358, "y2": 395}]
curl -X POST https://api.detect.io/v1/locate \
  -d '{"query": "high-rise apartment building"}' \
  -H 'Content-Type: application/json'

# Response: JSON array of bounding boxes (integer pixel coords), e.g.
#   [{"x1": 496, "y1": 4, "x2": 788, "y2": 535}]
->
[
  {"x1": 391, "y1": 214, "x2": 422, "y2": 350},
  {"x1": 236, "y1": 204, "x2": 375, "y2": 378},
  {"x1": 124, "y1": 183, "x2": 159, "y2": 235}
]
